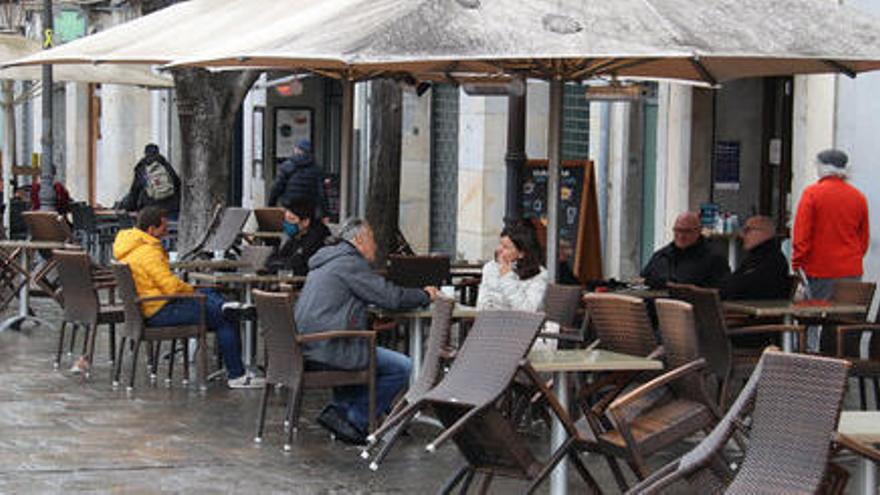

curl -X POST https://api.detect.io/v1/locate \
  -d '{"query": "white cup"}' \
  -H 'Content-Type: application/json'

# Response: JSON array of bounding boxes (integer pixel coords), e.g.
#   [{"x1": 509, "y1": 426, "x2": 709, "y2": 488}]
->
[
  {"x1": 213, "y1": 249, "x2": 225, "y2": 260},
  {"x1": 440, "y1": 285, "x2": 456, "y2": 299},
  {"x1": 168, "y1": 251, "x2": 179, "y2": 262}
]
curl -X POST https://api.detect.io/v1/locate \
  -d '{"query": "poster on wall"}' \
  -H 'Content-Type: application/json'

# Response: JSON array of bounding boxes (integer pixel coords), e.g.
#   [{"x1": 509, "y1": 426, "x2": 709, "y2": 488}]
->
[
  {"x1": 274, "y1": 107, "x2": 313, "y2": 163},
  {"x1": 713, "y1": 140, "x2": 741, "y2": 191}
]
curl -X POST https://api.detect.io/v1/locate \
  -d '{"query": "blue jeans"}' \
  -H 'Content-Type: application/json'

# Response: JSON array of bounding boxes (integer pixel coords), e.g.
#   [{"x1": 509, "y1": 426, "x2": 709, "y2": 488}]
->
[
  {"x1": 806, "y1": 276, "x2": 861, "y2": 351},
  {"x1": 332, "y1": 347, "x2": 412, "y2": 432},
  {"x1": 146, "y1": 288, "x2": 245, "y2": 379}
]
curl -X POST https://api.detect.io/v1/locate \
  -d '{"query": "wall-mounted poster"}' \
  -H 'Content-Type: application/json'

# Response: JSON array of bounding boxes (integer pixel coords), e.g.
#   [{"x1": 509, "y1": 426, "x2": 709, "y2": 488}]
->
[
  {"x1": 274, "y1": 107, "x2": 313, "y2": 163},
  {"x1": 713, "y1": 140, "x2": 741, "y2": 191}
]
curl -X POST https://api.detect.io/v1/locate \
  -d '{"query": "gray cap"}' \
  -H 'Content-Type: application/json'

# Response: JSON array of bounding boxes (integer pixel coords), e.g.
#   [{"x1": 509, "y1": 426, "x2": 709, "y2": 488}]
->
[{"x1": 816, "y1": 149, "x2": 848, "y2": 168}]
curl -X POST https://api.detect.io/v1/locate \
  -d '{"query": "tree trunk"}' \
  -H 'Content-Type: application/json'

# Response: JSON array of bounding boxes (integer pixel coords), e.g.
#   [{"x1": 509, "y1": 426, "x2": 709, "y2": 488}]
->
[
  {"x1": 365, "y1": 79, "x2": 403, "y2": 267},
  {"x1": 171, "y1": 68, "x2": 258, "y2": 251}
]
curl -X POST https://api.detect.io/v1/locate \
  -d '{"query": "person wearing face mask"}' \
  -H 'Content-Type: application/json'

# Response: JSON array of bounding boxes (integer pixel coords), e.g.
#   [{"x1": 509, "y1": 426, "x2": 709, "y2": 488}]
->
[
  {"x1": 265, "y1": 198, "x2": 330, "y2": 276},
  {"x1": 476, "y1": 221, "x2": 549, "y2": 312}
]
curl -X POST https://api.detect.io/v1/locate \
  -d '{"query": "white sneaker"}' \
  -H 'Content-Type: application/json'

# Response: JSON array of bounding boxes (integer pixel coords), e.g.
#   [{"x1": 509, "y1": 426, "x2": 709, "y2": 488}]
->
[{"x1": 227, "y1": 375, "x2": 266, "y2": 389}]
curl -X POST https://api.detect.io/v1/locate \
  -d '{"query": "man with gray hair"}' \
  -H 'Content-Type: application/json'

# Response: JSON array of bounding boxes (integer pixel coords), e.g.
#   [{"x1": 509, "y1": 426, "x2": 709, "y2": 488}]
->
[
  {"x1": 722, "y1": 215, "x2": 790, "y2": 300},
  {"x1": 793, "y1": 148, "x2": 870, "y2": 299},
  {"x1": 295, "y1": 218, "x2": 439, "y2": 444}
]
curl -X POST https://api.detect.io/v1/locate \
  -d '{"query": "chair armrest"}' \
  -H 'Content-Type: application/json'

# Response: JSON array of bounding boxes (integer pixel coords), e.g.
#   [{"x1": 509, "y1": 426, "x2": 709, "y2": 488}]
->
[
  {"x1": 296, "y1": 330, "x2": 377, "y2": 344},
  {"x1": 834, "y1": 432, "x2": 880, "y2": 463},
  {"x1": 836, "y1": 323, "x2": 880, "y2": 335},
  {"x1": 136, "y1": 293, "x2": 206, "y2": 304},
  {"x1": 609, "y1": 358, "x2": 707, "y2": 412}
]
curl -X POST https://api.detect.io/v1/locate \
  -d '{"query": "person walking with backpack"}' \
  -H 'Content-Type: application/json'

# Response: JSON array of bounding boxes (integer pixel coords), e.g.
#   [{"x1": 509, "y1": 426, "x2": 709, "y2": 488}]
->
[
  {"x1": 267, "y1": 139, "x2": 327, "y2": 220},
  {"x1": 121, "y1": 143, "x2": 181, "y2": 218}
]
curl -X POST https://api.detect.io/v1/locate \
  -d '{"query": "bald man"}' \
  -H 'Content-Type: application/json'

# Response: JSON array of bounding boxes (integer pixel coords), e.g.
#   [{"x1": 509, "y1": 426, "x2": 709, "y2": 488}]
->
[
  {"x1": 641, "y1": 212, "x2": 730, "y2": 289},
  {"x1": 721, "y1": 216, "x2": 791, "y2": 300}
]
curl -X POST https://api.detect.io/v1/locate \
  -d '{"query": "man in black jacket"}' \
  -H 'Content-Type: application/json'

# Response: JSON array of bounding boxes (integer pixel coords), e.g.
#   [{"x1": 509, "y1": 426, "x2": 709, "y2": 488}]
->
[
  {"x1": 641, "y1": 212, "x2": 730, "y2": 289},
  {"x1": 265, "y1": 198, "x2": 330, "y2": 275},
  {"x1": 722, "y1": 216, "x2": 791, "y2": 300},
  {"x1": 121, "y1": 144, "x2": 181, "y2": 217},
  {"x1": 267, "y1": 139, "x2": 327, "y2": 219}
]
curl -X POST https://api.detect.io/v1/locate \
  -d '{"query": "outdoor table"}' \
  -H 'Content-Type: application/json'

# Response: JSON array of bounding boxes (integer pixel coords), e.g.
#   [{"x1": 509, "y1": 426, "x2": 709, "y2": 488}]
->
[
  {"x1": 0, "y1": 240, "x2": 81, "y2": 332},
  {"x1": 838, "y1": 411, "x2": 880, "y2": 495},
  {"x1": 369, "y1": 302, "x2": 478, "y2": 384},
  {"x1": 188, "y1": 271, "x2": 306, "y2": 367},
  {"x1": 170, "y1": 259, "x2": 250, "y2": 272},
  {"x1": 529, "y1": 348, "x2": 664, "y2": 495},
  {"x1": 723, "y1": 299, "x2": 867, "y2": 352}
]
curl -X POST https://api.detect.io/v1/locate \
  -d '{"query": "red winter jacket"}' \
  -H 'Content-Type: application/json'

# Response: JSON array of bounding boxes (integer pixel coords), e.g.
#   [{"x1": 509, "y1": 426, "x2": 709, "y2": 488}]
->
[{"x1": 792, "y1": 176, "x2": 869, "y2": 278}]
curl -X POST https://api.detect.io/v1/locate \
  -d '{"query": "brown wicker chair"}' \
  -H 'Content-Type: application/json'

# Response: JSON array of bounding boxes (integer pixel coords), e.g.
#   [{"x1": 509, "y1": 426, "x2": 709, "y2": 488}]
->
[
  {"x1": 53, "y1": 250, "x2": 124, "y2": 380},
  {"x1": 111, "y1": 262, "x2": 208, "y2": 390},
  {"x1": 834, "y1": 306, "x2": 880, "y2": 410},
  {"x1": 627, "y1": 350, "x2": 851, "y2": 494},
  {"x1": 575, "y1": 298, "x2": 722, "y2": 491},
  {"x1": 575, "y1": 293, "x2": 663, "y2": 428},
  {"x1": 252, "y1": 289, "x2": 377, "y2": 450},
  {"x1": 253, "y1": 207, "x2": 285, "y2": 232},
  {"x1": 360, "y1": 296, "x2": 455, "y2": 469},
  {"x1": 667, "y1": 283, "x2": 805, "y2": 409},
  {"x1": 238, "y1": 245, "x2": 273, "y2": 273},
  {"x1": 541, "y1": 283, "x2": 586, "y2": 345}
]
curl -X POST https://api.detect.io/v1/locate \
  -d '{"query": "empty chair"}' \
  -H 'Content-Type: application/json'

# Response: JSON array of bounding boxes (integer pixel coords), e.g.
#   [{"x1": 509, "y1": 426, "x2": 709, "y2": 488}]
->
[
  {"x1": 180, "y1": 206, "x2": 251, "y2": 260},
  {"x1": 387, "y1": 254, "x2": 450, "y2": 288},
  {"x1": 111, "y1": 262, "x2": 208, "y2": 390},
  {"x1": 667, "y1": 283, "x2": 805, "y2": 409},
  {"x1": 815, "y1": 280, "x2": 876, "y2": 352},
  {"x1": 23, "y1": 211, "x2": 72, "y2": 243},
  {"x1": 252, "y1": 289, "x2": 377, "y2": 450},
  {"x1": 627, "y1": 350, "x2": 850, "y2": 494},
  {"x1": 360, "y1": 297, "x2": 455, "y2": 469},
  {"x1": 238, "y1": 245, "x2": 273, "y2": 273},
  {"x1": 53, "y1": 250, "x2": 124, "y2": 380},
  {"x1": 574, "y1": 298, "x2": 722, "y2": 491},
  {"x1": 542, "y1": 283, "x2": 586, "y2": 346}
]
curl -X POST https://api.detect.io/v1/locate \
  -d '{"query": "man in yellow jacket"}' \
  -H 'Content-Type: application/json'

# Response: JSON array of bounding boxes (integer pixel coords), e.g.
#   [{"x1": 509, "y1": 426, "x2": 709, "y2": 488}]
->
[{"x1": 113, "y1": 206, "x2": 263, "y2": 388}]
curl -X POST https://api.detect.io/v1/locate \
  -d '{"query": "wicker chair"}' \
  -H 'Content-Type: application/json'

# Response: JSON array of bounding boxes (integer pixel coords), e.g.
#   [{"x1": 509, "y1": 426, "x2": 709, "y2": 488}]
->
[
  {"x1": 53, "y1": 250, "x2": 124, "y2": 380},
  {"x1": 111, "y1": 262, "x2": 208, "y2": 390},
  {"x1": 253, "y1": 207, "x2": 285, "y2": 232},
  {"x1": 360, "y1": 297, "x2": 455, "y2": 469},
  {"x1": 667, "y1": 283, "x2": 805, "y2": 409},
  {"x1": 575, "y1": 293, "x2": 663, "y2": 426},
  {"x1": 834, "y1": 306, "x2": 880, "y2": 410},
  {"x1": 627, "y1": 350, "x2": 851, "y2": 494},
  {"x1": 366, "y1": 311, "x2": 599, "y2": 493},
  {"x1": 179, "y1": 206, "x2": 251, "y2": 261},
  {"x1": 574, "y1": 298, "x2": 722, "y2": 491},
  {"x1": 542, "y1": 283, "x2": 586, "y2": 346},
  {"x1": 238, "y1": 245, "x2": 273, "y2": 273},
  {"x1": 252, "y1": 289, "x2": 377, "y2": 451}
]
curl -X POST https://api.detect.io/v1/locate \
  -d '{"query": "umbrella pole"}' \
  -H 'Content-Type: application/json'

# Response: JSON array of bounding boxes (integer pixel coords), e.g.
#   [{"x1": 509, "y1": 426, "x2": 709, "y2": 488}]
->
[
  {"x1": 339, "y1": 79, "x2": 354, "y2": 220},
  {"x1": 38, "y1": 0, "x2": 56, "y2": 212},
  {"x1": 504, "y1": 75, "x2": 526, "y2": 221},
  {"x1": 2, "y1": 81, "x2": 14, "y2": 234},
  {"x1": 546, "y1": 78, "x2": 562, "y2": 284}
]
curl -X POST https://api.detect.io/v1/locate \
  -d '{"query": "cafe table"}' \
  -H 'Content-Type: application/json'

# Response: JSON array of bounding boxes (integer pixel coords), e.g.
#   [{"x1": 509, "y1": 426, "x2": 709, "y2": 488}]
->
[
  {"x1": 0, "y1": 240, "x2": 81, "y2": 332},
  {"x1": 723, "y1": 299, "x2": 867, "y2": 352},
  {"x1": 838, "y1": 411, "x2": 880, "y2": 495},
  {"x1": 188, "y1": 271, "x2": 306, "y2": 366},
  {"x1": 170, "y1": 259, "x2": 250, "y2": 272},
  {"x1": 240, "y1": 231, "x2": 285, "y2": 244},
  {"x1": 528, "y1": 348, "x2": 664, "y2": 495},
  {"x1": 369, "y1": 303, "x2": 479, "y2": 384}
]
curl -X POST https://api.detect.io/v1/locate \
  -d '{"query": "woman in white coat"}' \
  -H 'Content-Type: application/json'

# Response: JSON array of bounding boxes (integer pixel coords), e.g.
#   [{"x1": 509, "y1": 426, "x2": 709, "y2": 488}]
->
[{"x1": 476, "y1": 221, "x2": 548, "y2": 312}]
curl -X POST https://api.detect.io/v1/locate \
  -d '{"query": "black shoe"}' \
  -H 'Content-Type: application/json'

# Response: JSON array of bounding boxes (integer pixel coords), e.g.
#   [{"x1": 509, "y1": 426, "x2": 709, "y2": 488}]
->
[
  {"x1": 316, "y1": 405, "x2": 367, "y2": 446},
  {"x1": 221, "y1": 302, "x2": 257, "y2": 322}
]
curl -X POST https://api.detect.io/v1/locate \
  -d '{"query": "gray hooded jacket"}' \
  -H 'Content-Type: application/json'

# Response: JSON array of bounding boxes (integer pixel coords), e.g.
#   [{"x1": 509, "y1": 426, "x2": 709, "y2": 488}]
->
[{"x1": 294, "y1": 241, "x2": 430, "y2": 370}]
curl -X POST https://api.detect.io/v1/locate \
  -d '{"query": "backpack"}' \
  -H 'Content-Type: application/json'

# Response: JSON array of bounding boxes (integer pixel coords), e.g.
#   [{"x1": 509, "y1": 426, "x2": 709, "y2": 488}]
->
[{"x1": 143, "y1": 161, "x2": 175, "y2": 201}]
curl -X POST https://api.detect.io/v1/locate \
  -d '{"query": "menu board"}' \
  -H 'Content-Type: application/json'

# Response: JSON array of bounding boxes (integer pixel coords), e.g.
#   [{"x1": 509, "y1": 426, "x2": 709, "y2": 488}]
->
[{"x1": 521, "y1": 159, "x2": 602, "y2": 282}]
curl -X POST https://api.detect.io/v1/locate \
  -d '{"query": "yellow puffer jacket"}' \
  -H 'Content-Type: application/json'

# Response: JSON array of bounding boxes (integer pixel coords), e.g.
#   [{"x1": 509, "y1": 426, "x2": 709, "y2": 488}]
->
[{"x1": 112, "y1": 228, "x2": 193, "y2": 318}]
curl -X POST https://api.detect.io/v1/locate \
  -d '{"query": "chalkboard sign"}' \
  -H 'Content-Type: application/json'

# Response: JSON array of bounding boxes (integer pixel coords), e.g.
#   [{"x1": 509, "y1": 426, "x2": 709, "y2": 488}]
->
[
  {"x1": 323, "y1": 173, "x2": 340, "y2": 223},
  {"x1": 521, "y1": 159, "x2": 602, "y2": 282}
]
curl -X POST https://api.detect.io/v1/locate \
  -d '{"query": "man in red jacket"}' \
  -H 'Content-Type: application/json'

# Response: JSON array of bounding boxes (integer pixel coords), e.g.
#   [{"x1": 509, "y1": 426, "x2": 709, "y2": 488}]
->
[{"x1": 793, "y1": 148, "x2": 870, "y2": 301}]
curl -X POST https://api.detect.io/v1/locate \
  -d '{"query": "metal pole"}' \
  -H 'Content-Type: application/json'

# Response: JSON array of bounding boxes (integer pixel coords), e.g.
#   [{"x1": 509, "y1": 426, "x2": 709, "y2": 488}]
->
[
  {"x1": 339, "y1": 79, "x2": 354, "y2": 221},
  {"x1": 39, "y1": 0, "x2": 55, "y2": 212},
  {"x1": 504, "y1": 75, "x2": 526, "y2": 222},
  {"x1": 546, "y1": 78, "x2": 563, "y2": 283}
]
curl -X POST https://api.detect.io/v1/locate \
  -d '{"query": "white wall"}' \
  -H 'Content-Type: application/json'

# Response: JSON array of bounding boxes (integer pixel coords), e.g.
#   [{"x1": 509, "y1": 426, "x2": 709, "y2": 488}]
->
[
  {"x1": 654, "y1": 83, "x2": 693, "y2": 249},
  {"x1": 96, "y1": 84, "x2": 152, "y2": 207},
  {"x1": 64, "y1": 82, "x2": 89, "y2": 202},
  {"x1": 241, "y1": 74, "x2": 268, "y2": 232}
]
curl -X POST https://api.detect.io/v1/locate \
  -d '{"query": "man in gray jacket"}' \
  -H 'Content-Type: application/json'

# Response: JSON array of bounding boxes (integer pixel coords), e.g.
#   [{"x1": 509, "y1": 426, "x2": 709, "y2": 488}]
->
[{"x1": 295, "y1": 218, "x2": 438, "y2": 443}]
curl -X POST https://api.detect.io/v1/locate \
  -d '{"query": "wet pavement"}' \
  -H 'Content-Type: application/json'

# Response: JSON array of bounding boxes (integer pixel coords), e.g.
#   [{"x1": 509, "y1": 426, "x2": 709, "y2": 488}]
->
[{"x1": 0, "y1": 298, "x2": 867, "y2": 494}]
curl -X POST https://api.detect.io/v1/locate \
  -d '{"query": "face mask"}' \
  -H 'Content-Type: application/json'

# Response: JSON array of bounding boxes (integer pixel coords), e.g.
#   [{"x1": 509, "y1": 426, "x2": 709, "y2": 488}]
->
[{"x1": 283, "y1": 221, "x2": 299, "y2": 237}]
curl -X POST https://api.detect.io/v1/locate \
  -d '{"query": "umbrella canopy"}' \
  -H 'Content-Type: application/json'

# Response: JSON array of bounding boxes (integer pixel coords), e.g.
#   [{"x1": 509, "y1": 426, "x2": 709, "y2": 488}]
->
[
  {"x1": 0, "y1": 34, "x2": 171, "y2": 87},
  {"x1": 9, "y1": 0, "x2": 880, "y2": 84}
]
